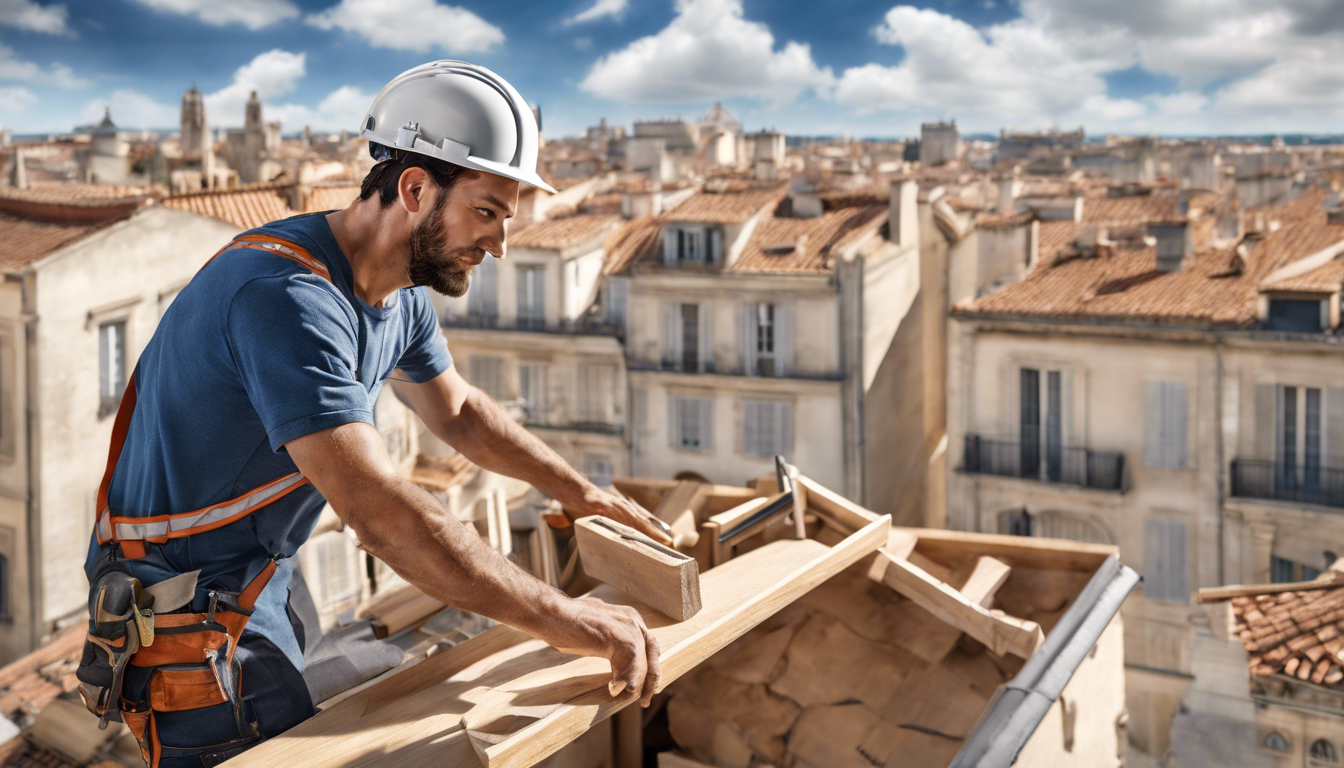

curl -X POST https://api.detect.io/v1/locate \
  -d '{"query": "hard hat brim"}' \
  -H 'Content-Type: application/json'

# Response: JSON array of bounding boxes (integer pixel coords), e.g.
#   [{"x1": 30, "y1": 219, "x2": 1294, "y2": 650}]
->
[{"x1": 458, "y1": 154, "x2": 558, "y2": 195}]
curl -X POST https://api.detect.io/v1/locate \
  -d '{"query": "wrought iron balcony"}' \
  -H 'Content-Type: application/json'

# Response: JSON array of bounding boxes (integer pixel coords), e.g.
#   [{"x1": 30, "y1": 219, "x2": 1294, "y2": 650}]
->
[
  {"x1": 626, "y1": 358, "x2": 844, "y2": 382},
  {"x1": 960, "y1": 434, "x2": 1126, "y2": 492},
  {"x1": 442, "y1": 313, "x2": 623, "y2": 338},
  {"x1": 1230, "y1": 459, "x2": 1344, "y2": 509}
]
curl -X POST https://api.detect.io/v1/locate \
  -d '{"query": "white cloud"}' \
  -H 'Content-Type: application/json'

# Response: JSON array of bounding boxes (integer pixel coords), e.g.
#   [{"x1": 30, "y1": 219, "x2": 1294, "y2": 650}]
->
[
  {"x1": 205, "y1": 49, "x2": 306, "y2": 128},
  {"x1": 129, "y1": 0, "x2": 298, "y2": 30},
  {"x1": 266, "y1": 85, "x2": 375, "y2": 132},
  {"x1": 563, "y1": 0, "x2": 625, "y2": 26},
  {"x1": 580, "y1": 0, "x2": 833, "y2": 105},
  {"x1": 0, "y1": 85, "x2": 35, "y2": 114},
  {"x1": 306, "y1": 0, "x2": 503, "y2": 54},
  {"x1": 0, "y1": 0, "x2": 68, "y2": 34},
  {"x1": 0, "y1": 44, "x2": 88, "y2": 88},
  {"x1": 81, "y1": 89, "x2": 178, "y2": 129}
]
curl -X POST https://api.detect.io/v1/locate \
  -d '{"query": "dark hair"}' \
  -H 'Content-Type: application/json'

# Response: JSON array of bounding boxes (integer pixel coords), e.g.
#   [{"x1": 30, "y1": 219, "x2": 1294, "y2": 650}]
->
[{"x1": 359, "y1": 145, "x2": 468, "y2": 208}]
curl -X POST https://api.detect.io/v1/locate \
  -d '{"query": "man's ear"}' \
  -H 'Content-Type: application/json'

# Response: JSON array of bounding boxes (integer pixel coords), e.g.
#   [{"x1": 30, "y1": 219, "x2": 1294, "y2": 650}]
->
[{"x1": 397, "y1": 167, "x2": 429, "y2": 214}]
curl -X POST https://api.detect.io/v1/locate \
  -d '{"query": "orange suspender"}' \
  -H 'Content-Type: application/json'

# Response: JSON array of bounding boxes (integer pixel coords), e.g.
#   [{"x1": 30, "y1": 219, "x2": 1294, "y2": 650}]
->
[{"x1": 94, "y1": 234, "x2": 331, "y2": 559}]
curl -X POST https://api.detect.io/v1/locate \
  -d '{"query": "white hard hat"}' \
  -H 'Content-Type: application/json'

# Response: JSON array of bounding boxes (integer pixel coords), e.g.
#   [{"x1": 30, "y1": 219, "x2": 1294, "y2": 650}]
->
[{"x1": 360, "y1": 61, "x2": 556, "y2": 194}]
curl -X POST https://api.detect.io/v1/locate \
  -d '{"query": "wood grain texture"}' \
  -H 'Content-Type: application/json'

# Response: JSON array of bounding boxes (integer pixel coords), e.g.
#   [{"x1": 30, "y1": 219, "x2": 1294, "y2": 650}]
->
[
  {"x1": 224, "y1": 516, "x2": 889, "y2": 768},
  {"x1": 871, "y1": 551, "x2": 1043, "y2": 659},
  {"x1": 575, "y1": 517, "x2": 702, "y2": 621}
]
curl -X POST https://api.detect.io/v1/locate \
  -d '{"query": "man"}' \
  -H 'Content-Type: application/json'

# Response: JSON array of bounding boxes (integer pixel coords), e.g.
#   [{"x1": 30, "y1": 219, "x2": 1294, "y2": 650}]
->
[{"x1": 80, "y1": 62, "x2": 662, "y2": 766}]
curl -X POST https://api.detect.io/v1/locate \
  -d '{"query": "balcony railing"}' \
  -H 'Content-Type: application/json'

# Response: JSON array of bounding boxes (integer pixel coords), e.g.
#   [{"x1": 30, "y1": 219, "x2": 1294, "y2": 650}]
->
[
  {"x1": 525, "y1": 419, "x2": 624, "y2": 436},
  {"x1": 443, "y1": 314, "x2": 623, "y2": 338},
  {"x1": 961, "y1": 434, "x2": 1126, "y2": 492},
  {"x1": 627, "y1": 358, "x2": 845, "y2": 382},
  {"x1": 1230, "y1": 459, "x2": 1344, "y2": 509}
]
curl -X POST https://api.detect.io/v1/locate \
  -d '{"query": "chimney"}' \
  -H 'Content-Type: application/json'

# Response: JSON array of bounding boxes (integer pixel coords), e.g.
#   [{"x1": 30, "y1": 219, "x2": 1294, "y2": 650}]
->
[
  {"x1": 10, "y1": 147, "x2": 25, "y2": 190},
  {"x1": 1150, "y1": 221, "x2": 1191, "y2": 272},
  {"x1": 890, "y1": 178, "x2": 918, "y2": 248},
  {"x1": 996, "y1": 170, "x2": 1021, "y2": 215}
]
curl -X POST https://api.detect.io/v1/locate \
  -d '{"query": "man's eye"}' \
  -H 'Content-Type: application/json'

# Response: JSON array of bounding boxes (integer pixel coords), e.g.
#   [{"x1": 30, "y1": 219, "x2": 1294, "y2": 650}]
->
[{"x1": 477, "y1": 208, "x2": 494, "y2": 218}]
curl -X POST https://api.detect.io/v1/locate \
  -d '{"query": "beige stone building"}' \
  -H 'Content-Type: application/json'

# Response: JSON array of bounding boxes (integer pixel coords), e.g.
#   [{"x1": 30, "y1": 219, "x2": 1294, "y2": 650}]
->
[{"x1": 947, "y1": 185, "x2": 1344, "y2": 761}]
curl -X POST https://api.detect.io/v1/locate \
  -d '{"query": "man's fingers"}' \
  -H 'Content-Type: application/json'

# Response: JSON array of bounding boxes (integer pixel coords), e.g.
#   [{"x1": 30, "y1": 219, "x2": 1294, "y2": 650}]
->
[
  {"x1": 610, "y1": 623, "x2": 647, "y2": 699},
  {"x1": 640, "y1": 627, "x2": 661, "y2": 707}
]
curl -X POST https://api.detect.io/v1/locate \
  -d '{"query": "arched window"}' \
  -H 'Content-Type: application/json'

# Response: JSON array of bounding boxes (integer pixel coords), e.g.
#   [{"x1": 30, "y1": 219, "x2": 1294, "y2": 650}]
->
[
  {"x1": 998, "y1": 508, "x2": 1033, "y2": 537},
  {"x1": 1311, "y1": 739, "x2": 1338, "y2": 762},
  {"x1": 1264, "y1": 732, "x2": 1290, "y2": 752}
]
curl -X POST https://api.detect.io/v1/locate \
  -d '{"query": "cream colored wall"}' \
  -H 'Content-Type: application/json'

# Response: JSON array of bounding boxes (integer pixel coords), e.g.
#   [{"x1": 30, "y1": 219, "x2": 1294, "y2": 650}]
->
[
  {"x1": 32, "y1": 206, "x2": 241, "y2": 625},
  {"x1": 0, "y1": 277, "x2": 31, "y2": 659},
  {"x1": 1015, "y1": 614, "x2": 1127, "y2": 767},
  {"x1": 438, "y1": 237, "x2": 611, "y2": 327},
  {"x1": 629, "y1": 370, "x2": 844, "y2": 490},
  {"x1": 625, "y1": 273, "x2": 840, "y2": 376},
  {"x1": 1254, "y1": 695, "x2": 1344, "y2": 768}
]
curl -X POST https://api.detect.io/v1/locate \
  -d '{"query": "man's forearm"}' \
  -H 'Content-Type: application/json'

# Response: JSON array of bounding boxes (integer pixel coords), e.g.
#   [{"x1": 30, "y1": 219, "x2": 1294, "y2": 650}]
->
[{"x1": 437, "y1": 386, "x2": 597, "y2": 509}]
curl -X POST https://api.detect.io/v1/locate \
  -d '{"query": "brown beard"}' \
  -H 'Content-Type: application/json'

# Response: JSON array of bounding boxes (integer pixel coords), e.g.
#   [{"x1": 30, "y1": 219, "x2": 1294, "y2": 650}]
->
[{"x1": 408, "y1": 191, "x2": 479, "y2": 297}]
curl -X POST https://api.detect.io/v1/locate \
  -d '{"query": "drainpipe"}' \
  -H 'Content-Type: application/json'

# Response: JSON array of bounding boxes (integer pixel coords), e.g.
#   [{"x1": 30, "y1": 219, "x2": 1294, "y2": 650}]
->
[
  {"x1": 13, "y1": 272, "x2": 40, "y2": 651},
  {"x1": 1214, "y1": 336, "x2": 1226, "y2": 586}
]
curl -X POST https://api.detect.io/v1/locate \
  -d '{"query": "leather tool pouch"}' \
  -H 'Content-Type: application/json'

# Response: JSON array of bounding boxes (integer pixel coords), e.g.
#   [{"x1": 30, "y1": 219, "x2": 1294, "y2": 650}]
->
[{"x1": 79, "y1": 560, "x2": 276, "y2": 767}]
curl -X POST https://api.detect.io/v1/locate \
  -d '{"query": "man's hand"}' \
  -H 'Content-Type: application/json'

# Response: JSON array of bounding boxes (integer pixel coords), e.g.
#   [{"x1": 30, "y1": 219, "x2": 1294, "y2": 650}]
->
[
  {"x1": 568, "y1": 487, "x2": 673, "y2": 546},
  {"x1": 544, "y1": 598, "x2": 662, "y2": 707}
]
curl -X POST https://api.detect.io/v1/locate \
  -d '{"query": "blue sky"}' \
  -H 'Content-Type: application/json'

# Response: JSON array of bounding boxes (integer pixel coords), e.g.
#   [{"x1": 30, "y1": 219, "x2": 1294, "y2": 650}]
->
[{"x1": 2, "y1": 0, "x2": 1343, "y2": 138}]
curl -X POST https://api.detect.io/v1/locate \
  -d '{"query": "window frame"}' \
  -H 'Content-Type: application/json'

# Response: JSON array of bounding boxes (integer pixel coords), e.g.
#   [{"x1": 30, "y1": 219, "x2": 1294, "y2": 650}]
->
[{"x1": 98, "y1": 319, "x2": 128, "y2": 419}]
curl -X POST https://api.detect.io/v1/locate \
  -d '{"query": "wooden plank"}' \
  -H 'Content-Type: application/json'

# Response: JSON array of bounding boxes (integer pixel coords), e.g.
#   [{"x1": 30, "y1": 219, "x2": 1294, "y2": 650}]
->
[
  {"x1": 796, "y1": 476, "x2": 880, "y2": 532},
  {"x1": 698, "y1": 486, "x2": 764, "y2": 515},
  {"x1": 955, "y1": 556, "x2": 1012, "y2": 608},
  {"x1": 224, "y1": 514, "x2": 889, "y2": 768},
  {"x1": 871, "y1": 551, "x2": 1042, "y2": 659},
  {"x1": 899, "y1": 527, "x2": 1114, "y2": 572},
  {"x1": 653, "y1": 481, "x2": 708, "y2": 550},
  {"x1": 575, "y1": 517, "x2": 702, "y2": 621},
  {"x1": 656, "y1": 752, "x2": 715, "y2": 768},
  {"x1": 1195, "y1": 575, "x2": 1344, "y2": 604},
  {"x1": 701, "y1": 497, "x2": 770, "y2": 567},
  {"x1": 612, "y1": 478, "x2": 679, "y2": 515},
  {"x1": 613, "y1": 705, "x2": 642, "y2": 768}
]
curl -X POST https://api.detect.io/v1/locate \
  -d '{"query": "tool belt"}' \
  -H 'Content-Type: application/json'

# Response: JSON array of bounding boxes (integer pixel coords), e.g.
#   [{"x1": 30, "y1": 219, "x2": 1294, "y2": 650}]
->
[{"x1": 76, "y1": 559, "x2": 278, "y2": 767}]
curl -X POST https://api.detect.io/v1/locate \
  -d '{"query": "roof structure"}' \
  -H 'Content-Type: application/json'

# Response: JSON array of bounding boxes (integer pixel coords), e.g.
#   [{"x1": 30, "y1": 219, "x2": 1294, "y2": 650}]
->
[
  {"x1": 0, "y1": 207, "x2": 136, "y2": 270},
  {"x1": 163, "y1": 183, "x2": 295, "y2": 230},
  {"x1": 304, "y1": 184, "x2": 360, "y2": 214},
  {"x1": 508, "y1": 213, "x2": 623, "y2": 251},
  {"x1": 963, "y1": 187, "x2": 1344, "y2": 327},
  {"x1": 730, "y1": 203, "x2": 887, "y2": 275},
  {"x1": 1201, "y1": 574, "x2": 1344, "y2": 688},
  {"x1": 661, "y1": 184, "x2": 784, "y2": 224},
  {"x1": 602, "y1": 218, "x2": 661, "y2": 276}
]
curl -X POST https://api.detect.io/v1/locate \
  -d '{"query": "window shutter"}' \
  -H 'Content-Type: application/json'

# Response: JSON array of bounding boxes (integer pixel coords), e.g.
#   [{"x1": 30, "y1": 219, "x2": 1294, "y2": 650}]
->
[
  {"x1": 1060, "y1": 368, "x2": 1074, "y2": 446},
  {"x1": 469, "y1": 256, "x2": 498, "y2": 318},
  {"x1": 711, "y1": 228, "x2": 724, "y2": 265},
  {"x1": 775, "y1": 303, "x2": 791, "y2": 376},
  {"x1": 780, "y1": 400, "x2": 793, "y2": 457},
  {"x1": 1144, "y1": 381, "x2": 1163, "y2": 467},
  {"x1": 699, "y1": 303, "x2": 714, "y2": 372},
  {"x1": 607, "y1": 277, "x2": 628, "y2": 326},
  {"x1": 662, "y1": 302, "x2": 680, "y2": 367},
  {"x1": 740, "y1": 303, "x2": 756, "y2": 376},
  {"x1": 1143, "y1": 518, "x2": 1167, "y2": 601},
  {"x1": 662, "y1": 228, "x2": 678, "y2": 266},
  {"x1": 760, "y1": 400, "x2": 779, "y2": 456},
  {"x1": 1327, "y1": 387, "x2": 1344, "y2": 469},
  {"x1": 1170, "y1": 383, "x2": 1188, "y2": 468},
  {"x1": 743, "y1": 399, "x2": 760, "y2": 455},
  {"x1": 701, "y1": 397, "x2": 715, "y2": 451},
  {"x1": 667, "y1": 395, "x2": 679, "y2": 448},
  {"x1": 1169, "y1": 519, "x2": 1188, "y2": 600},
  {"x1": 1255, "y1": 383, "x2": 1276, "y2": 461}
]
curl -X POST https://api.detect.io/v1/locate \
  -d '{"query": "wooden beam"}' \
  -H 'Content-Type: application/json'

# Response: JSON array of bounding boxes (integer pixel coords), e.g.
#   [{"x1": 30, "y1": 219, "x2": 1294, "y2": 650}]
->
[
  {"x1": 870, "y1": 550, "x2": 1042, "y2": 660},
  {"x1": 700, "y1": 497, "x2": 770, "y2": 568},
  {"x1": 898, "y1": 527, "x2": 1114, "y2": 572},
  {"x1": 1195, "y1": 573, "x2": 1344, "y2": 604},
  {"x1": 613, "y1": 705, "x2": 642, "y2": 768},
  {"x1": 653, "y1": 481, "x2": 708, "y2": 550},
  {"x1": 954, "y1": 556, "x2": 1012, "y2": 608},
  {"x1": 224, "y1": 514, "x2": 890, "y2": 768},
  {"x1": 795, "y1": 476, "x2": 880, "y2": 532},
  {"x1": 575, "y1": 517, "x2": 702, "y2": 621}
]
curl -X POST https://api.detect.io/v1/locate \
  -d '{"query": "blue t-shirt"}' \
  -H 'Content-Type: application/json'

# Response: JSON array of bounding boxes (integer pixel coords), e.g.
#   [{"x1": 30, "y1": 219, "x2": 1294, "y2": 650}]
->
[{"x1": 84, "y1": 211, "x2": 453, "y2": 670}]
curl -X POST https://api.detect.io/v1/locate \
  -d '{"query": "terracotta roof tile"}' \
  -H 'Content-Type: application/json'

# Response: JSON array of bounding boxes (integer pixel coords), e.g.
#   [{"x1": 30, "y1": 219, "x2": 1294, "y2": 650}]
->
[
  {"x1": 602, "y1": 218, "x2": 661, "y2": 276},
  {"x1": 661, "y1": 185, "x2": 784, "y2": 224},
  {"x1": 0, "y1": 182, "x2": 158, "y2": 204},
  {"x1": 1081, "y1": 192, "x2": 1182, "y2": 225},
  {"x1": 0, "y1": 212, "x2": 126, "y2": 270},
  {"x1": 1223, "y1": 577, "x2": 1344, "y2": 688},
  {"x1": 730, "y1": 204, "x2": 887, "y2": 274},
  {"x1": 509, "y1": 214, "x2": 623, "y2": 251},
  {"x1": 0, "y1": 626, "x2": 83, "y2": 720},
  {"x1": 163, "y1": 184, "x2": 294, "y2": 230},
  {"x1": 304, "y1": 184, "x2": 360, "y2": 214},
  {"x1": 964, "y1": 188, "x2": 1344, "y2": 326}
]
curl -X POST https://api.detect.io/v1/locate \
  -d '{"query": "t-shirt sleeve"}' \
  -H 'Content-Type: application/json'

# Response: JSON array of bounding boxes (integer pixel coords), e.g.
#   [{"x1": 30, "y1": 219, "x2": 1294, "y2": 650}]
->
[
  {"x1": 226, "y1": 274, "x2": 374, "y2": 452},
  {"x1": 394, "y1": 286, "x2": 453, "y2": 383}
]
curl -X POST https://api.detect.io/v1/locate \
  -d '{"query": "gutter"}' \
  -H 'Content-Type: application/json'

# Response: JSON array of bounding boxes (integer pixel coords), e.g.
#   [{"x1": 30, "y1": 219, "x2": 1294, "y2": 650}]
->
[{"x1": 949, "y1": 554, "x2": 1141, "y2": 767}]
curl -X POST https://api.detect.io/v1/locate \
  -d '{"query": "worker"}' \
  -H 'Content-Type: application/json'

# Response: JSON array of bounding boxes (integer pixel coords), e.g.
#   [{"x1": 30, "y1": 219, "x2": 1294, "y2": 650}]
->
[{"x1": 76, "y1": 61, "x2": 664, "y2": 767}]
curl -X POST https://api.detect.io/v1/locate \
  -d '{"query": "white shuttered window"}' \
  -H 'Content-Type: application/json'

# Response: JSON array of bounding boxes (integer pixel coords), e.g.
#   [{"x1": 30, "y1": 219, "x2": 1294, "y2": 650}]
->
[
  {"x1": 1144, "y1": 381, "x2": 1189, "y2": 468},
  {"x1": 470, "y1": 356, "x2": 505, "y2": 400},
  {"x1": 519, "y1": 363, "x2": 547, "y2": 423},
  {"x1": 743, "y1": 398, "x2": 792, "y2": 457},
  {"x1": 1143, "y1": 518, "x2": 1189, "y2": 603},
  {"x1": 669, "y1": 395, "x2": 714, "y2": 451}
]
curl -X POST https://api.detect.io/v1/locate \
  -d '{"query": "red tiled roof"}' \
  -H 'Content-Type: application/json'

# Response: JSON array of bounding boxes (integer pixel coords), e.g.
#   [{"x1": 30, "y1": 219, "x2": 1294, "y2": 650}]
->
[
  {"x1": 0, "y1": 737, "x2": 80, "y2": 768},
  {"x1": 602, "y1": 218, "x2": 661, "y2": 276},
  {"x1": 0, "y1": 212, "x2": 127, "y2": 270},
  {"x1": 731, "y1": 204, "x2": 887, "y2": 274},
  {"x1": 304, "y1": 184, "x2": 359, "y2": 214},
  {"x1": 163, "y1": 184, "x2": 294, "y2": 230},
  {"x1": 509, "y1": 213, "x2": 623, "y2": 251},
  {"x1": 661, "y1": 185, "x2": 784, "y2": 225},
  {"x1": 0, "y1": 625, "x2": 83, "y2": 720},
  {"x1": 0, "y1": 182, "x2": 157, "y2": 204},
  {"x1": 1229, "y1": 578, "x2": 1344, "y2": 687},
  {"x1": 964, "y1": 188, "x2": 1344, "y2": 326}
]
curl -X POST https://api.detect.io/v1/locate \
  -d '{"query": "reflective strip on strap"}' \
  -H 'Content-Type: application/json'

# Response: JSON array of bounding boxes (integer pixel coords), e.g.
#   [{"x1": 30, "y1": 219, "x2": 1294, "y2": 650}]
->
[
  {"x1": 96, "y1": 508, "x2": 113, "y2": 542},
  {"x1": 110, "y1": 472, "x2": 308, "y2": 542},
  {"x1": 245, "y1": 241, "x2": 328, "y2": 277}
]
